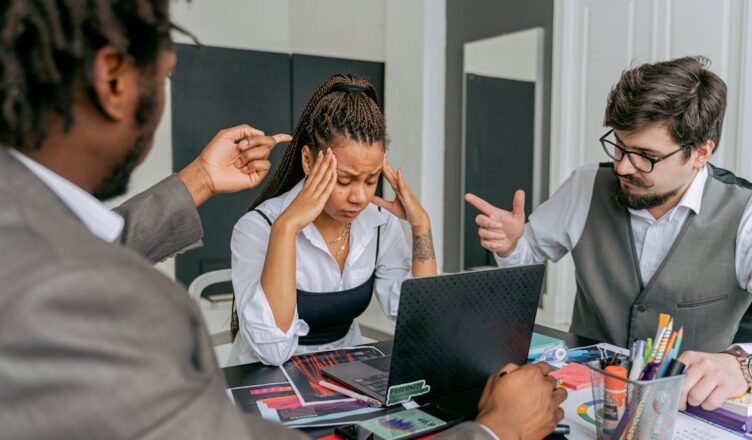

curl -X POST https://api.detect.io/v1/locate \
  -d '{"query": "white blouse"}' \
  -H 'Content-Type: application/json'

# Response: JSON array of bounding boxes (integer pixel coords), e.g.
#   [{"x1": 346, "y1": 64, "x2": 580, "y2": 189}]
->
[{"x1": 229, "y1": 179, "x2": 411, "y2": 366}]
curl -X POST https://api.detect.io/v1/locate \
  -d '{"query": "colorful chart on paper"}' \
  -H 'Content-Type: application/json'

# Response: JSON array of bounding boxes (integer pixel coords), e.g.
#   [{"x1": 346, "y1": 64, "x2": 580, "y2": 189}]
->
[
  {"x1": 359, "y1": 409, "x2": 446, "y2": 440},
  {"x1": 281, "y1": 346, "x2": 385, "y2": 405}
]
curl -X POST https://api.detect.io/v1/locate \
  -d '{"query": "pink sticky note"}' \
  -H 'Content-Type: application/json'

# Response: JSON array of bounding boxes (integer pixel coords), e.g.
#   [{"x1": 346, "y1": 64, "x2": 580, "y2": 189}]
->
[{"x1": 550, "y1": 362, "x2": 592, "y2": 390}]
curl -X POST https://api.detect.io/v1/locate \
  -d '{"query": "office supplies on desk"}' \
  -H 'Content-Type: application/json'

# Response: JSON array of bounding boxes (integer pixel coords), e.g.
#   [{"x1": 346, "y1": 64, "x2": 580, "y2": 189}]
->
[
  {"x1": 681, "y1": 389, "x2": 752, "y2": 433},
  {"x1": 628, "y1": 340, "x2": 645, "y2": 381},
  {"x1": 685, "y1": 404, "x2": 752, "y2": 433},
  {"x1": 565, "y1": 344, "x2": 625, "y2": 365},
  {"x1": 665, "y1": 359, "x2": 686, "y2": 378},
  {"x1": 591, "y1": 363, "x2": 685, "y2": 440},
  {"x1": 226, "y1": 381, "x2": 385, "y2": 428},
  {"x1": 672, "y1": 327, "x2": 684, "y2": 359},
  {"x1": 652, "y1": 314, "x2": 671, "y2": 352},
  {"x1": 281, "y1": 347, "x2": 385, "y2": 405},
  {"x1": 319, "y1": 379, "x2": 384, "y2": 407},
  {"x1": 723, "y1": 392, "x2": 752, "y2": 417},
  {"x1": 551, "y1": 424, "x2": 570, "y2": 436},
  {"x1": 528, "y1": 333, "x2": 566, "y2": 364},
  {"x1": 530, "y1": 332, "x2": 565, "y2": 351},
  {"x1": 629, "y1": 339, "x2": 644, "y2": 362},
  {"x1": 531, "y1": 341, "x2": 569, "y2": 364},
  {"x1": 550, "y1": 362, "x2": 592, "y2": 390},
  {"x1": 640, "y1": 318, "x2": 673, "y2": 380},
  {"x1": 602, "y1": 365, "x2": 627, "y2": 435},
  {"x1": 586, "y1": 313, "x2": 686, "y2": 439},
  {"x1": 334, "y1": 404, "x2": 463, "y2": 440},
  {"x1": 656, "y1": 330, "x2": 678, "y2": 378}
]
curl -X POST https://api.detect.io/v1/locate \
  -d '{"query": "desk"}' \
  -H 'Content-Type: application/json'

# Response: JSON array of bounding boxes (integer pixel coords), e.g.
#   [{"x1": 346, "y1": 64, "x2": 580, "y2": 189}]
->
[{"x1": 222, "y1": 325, "x2": 596, "y2": 438}]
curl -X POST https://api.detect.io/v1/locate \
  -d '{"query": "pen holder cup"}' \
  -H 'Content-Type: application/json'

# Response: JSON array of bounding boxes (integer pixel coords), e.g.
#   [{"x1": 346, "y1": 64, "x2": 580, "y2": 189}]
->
[{"x1": 587, "y1": 364, "x2": 685, "y2": 440}]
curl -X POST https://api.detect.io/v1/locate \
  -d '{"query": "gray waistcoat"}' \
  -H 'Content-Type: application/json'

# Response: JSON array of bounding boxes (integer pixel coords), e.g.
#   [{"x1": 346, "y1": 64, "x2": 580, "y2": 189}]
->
[{"x1": 570, "y1": 163, "x2": 752, "y2": 352}]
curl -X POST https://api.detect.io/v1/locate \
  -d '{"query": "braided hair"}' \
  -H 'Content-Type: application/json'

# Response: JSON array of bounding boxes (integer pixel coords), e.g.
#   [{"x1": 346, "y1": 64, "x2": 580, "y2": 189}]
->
[
  {"x1": 250, "y1": 73, "x2": 387, "y2": 210},
  {"x1": 0, "y1": 0, "x2": 197, "y2": 150},
  {"x1": 231, "y1": 73, "x2": 387, "y2": 340}
]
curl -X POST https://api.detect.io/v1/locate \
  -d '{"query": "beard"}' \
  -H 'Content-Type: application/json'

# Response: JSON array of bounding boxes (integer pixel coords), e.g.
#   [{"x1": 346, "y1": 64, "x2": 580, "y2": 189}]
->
[
  {"x1": 93, "y1": 81, "x2": 160, "y2": 201},
  {"x1": 611, "y1": 168, "x2": 681, "y2": 210}
]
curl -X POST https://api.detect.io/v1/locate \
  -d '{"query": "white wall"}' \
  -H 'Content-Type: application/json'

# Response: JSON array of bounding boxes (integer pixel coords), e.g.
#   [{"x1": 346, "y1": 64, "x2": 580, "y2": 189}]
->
[
  {"x1": 384, "y1": 0, "x2": 446, "y2": 267},
  {"x1": 172, "y1": 0, "x2": 291, "y2": 52},
  {"x1": 289, "y1": 0, "x2": 385, "y2": 61},
  {"x1": 464, "y1": 28, "x2": 543, "y2": 82}
]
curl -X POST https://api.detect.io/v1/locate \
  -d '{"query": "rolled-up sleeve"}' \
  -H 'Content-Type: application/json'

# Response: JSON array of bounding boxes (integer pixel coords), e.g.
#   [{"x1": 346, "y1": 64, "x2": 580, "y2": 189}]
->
[
  {"x1": 372, "y1": 215, "x2": 411, "y2": 324},
  {"x1": 230, "y1": 212, "x2": 309, "y2": 366}
]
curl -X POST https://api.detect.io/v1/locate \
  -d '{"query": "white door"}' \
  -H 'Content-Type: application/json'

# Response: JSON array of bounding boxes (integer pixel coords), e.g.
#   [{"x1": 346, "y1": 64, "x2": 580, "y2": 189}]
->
[{"x1": 540, "y1": 0, "x2": 752, "y2": 330}]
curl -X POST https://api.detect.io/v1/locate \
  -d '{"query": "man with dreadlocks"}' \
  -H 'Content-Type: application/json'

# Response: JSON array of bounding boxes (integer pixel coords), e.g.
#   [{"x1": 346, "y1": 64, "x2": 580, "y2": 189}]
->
[
  {"x1": 0, "y1": 2, "x2": 566, "y2": 439},
  {"x1": 229, "y1": 74, "x2": 438, "y2": 367}
]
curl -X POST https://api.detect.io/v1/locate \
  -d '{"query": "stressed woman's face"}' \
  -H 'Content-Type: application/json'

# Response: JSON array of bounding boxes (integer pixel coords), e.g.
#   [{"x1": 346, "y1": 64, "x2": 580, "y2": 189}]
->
[{"x1": 306, "y1": 139, "x2": 384, "y2": 223}]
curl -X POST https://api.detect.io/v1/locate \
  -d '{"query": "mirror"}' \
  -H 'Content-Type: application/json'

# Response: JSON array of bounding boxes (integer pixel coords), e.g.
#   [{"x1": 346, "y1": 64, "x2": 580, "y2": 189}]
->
[{"x1": 460, "y1": 27, "x2": 545, "y2": 270}]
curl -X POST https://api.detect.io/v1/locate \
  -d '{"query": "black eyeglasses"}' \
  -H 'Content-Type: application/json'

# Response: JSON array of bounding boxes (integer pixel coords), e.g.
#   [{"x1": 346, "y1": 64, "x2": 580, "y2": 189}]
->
[{"x1": 600, "y1": 129, "x2": 692, "y2": 173}]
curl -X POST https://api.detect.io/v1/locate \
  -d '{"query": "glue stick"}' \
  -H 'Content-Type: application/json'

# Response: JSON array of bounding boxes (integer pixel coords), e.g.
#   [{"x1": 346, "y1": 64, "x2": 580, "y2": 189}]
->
[{"x1": 603, "y1": 365, "x2": 627, "y2": 435}]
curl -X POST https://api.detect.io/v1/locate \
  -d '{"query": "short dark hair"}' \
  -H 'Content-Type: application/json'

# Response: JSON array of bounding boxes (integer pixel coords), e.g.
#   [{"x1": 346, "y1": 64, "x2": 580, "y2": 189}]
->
[
  {"x1": 604, "y1": 56, "x2": 727, "y2": 158},
  {"x1": 0, "y1": 0, "x2": 196, "y2": 150}
]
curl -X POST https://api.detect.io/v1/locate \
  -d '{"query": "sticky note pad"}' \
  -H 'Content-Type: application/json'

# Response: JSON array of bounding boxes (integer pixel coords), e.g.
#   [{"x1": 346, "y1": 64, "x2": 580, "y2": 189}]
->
[{"x1": 550, "y1": 362, "x2": 591, "y2": 390}]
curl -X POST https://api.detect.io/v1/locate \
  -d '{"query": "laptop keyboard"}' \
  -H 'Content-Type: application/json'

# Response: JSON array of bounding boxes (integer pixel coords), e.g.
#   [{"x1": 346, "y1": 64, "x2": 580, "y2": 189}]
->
[{"x1": 354, "y1": 373, "x2": 389, "y2": 395}]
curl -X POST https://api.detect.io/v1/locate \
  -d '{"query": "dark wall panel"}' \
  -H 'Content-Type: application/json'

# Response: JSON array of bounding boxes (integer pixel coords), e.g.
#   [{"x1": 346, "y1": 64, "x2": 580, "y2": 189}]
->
[
  {"x1": 291, "y1": 54, "x2": 385, "y2": 120},
  {"x1": 171, "y1": 44, "x2": 291, "y2": 290},
  {"x1": 444, "y1": 0, "x2": 553, "y2": 272},
  {"x1": 463, "y1": 74, "x2": 534, "y2": 269}
]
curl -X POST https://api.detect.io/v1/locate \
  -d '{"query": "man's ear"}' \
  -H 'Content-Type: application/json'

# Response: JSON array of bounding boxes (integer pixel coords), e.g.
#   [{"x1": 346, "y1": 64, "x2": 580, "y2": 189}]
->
[
  {"x1": 301, "y1": 145, "x2": 314, "y2": 176},
  {"x1": 692, "y1": 139, "x2": 715, "y2": 169},
  {"x1": 89, "y1": 46, "x2": 133, "y2": 121}
]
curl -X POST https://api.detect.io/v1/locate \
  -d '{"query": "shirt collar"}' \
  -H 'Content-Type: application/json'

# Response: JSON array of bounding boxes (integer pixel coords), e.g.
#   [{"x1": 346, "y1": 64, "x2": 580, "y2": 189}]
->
[
  {"x1": 628, "y1": 164, "x2": 707, "y2": 222},
  {"x1": 281, "y1": 178, "x2": 387, "y2": 244},
  {"x1": 676, "y1": 164, "x2": 707, "y2": 216},
  {"x1": 7, "y1": 148, "x2": 124, "y2": 243}
]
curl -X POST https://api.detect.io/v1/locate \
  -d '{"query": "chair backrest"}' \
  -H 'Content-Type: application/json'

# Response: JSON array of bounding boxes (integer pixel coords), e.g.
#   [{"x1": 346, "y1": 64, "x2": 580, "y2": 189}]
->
[
  {"x1": 187, "y1": 269, "x2": 234, "y2": 367},
  {"x1": 187, "y1": 269, "x2": 232, "y2": 301}
]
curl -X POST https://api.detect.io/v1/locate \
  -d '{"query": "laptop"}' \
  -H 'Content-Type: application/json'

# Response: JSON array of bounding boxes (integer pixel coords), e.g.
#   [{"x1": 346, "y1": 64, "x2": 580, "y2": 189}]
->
[{"x1": 321, "y1": 264, "x2": 545, "y2": 406}]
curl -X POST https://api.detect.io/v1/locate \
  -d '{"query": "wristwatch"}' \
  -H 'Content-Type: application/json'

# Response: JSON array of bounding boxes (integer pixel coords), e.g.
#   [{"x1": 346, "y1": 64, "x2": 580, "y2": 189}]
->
[{"x1": 722, "y1": 345, "x2": 752, "y2": 392}]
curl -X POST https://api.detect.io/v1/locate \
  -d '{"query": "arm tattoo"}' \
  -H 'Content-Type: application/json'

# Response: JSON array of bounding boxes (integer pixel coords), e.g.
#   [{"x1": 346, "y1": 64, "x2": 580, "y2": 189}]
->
[{"x1": 412, "y1": 229, "x2": 436, "y2": 263}]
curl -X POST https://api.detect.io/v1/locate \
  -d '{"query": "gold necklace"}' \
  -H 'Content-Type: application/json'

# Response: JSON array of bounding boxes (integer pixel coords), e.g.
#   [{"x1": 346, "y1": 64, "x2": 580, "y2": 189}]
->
[
  {"x1": 326, "y1": 222, "x2": 351, "y2": 245},
  {"x1": 326, "y1": 223, "x2": 351, "y2": 258}
]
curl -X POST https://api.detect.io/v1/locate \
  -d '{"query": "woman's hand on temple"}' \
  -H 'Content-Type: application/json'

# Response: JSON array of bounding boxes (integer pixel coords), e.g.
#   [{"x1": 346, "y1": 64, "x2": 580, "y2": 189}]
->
[
  {"x1": 373, "y1": 160, "x2": 430, "y2": 233},
  {"x1": 277, "y1": 149, "x2": 337, "y2": 232}
]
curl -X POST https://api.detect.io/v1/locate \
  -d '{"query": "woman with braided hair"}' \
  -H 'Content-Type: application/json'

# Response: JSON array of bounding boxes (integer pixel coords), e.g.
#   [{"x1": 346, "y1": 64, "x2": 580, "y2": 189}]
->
[{"x1": 229, "y1": 74, "x2": 437, "y2": 366}]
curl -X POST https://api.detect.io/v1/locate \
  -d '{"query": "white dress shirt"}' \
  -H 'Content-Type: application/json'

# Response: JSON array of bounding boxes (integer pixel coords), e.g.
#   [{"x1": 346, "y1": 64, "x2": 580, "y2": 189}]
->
[
  {"x1": 497, "y1": 163, "x2": 752, "y2": 352},
  {"x1": 7, "y1": 148, "x2": 124, "y2": 242},
  {"x1": 229, "y1": 179, "x2": 411, "y2": 366}
]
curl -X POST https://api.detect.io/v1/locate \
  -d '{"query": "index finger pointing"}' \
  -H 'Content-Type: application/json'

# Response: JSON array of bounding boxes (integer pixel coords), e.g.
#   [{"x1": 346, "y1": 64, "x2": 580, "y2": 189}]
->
[
  {"x1": 464, "y1": 193, "x2": 499, "y2": 216},
  {"x1": 221, "y1": 124, "x2": 265, "y2": 142},
  {"x1": 238, "y1": 134, "x2": 292, "y2": 151},
  {"x1": 272, "y1": 133, "x2": 293, "y2": 144}
]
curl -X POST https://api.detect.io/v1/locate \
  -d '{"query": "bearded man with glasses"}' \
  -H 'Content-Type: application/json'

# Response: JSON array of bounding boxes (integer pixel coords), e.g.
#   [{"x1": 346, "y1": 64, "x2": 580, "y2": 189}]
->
[{"x1": 466, "y1": 56, "x2": 752, "y2": 412}]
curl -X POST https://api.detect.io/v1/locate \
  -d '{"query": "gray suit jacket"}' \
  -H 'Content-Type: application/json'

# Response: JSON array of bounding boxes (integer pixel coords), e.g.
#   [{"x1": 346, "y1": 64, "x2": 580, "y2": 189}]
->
[{"x1": 0, "y1": 148, "x2": 491, "y2": 439}]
